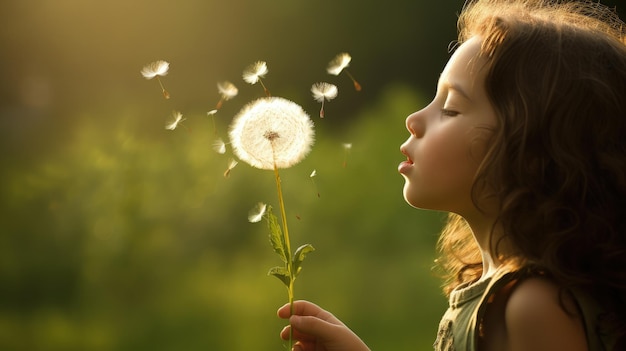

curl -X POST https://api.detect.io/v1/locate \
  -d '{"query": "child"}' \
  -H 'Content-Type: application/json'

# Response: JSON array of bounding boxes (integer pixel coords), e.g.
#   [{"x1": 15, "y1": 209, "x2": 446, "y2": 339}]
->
[{"x1": 277, "y1": 0, "x2": 626, "y2": 350}]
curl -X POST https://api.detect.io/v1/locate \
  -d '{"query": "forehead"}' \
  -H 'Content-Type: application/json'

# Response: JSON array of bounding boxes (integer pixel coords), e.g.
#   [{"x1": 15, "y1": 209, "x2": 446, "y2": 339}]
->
[{"x1": 438, "y1": 37, "x2": 488, "y2": 94}]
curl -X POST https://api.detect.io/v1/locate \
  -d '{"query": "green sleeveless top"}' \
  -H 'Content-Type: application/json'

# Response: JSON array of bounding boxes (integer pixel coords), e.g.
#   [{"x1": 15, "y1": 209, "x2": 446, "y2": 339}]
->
[{"x1": 433, "y1": 271, "x2": 620, "y2": 351}]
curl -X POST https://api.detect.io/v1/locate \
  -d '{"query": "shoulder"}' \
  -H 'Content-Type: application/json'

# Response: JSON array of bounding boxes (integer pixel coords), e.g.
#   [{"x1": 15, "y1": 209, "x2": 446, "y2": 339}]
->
[{"x1": 504, "y1": 277, "x2": 588, "y2": 351}]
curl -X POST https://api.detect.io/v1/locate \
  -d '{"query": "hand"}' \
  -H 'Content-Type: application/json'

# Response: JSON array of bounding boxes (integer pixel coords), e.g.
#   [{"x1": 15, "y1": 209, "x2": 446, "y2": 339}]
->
[{"x1": 277, "y1": 300, "x2": 371, "y2": 351}]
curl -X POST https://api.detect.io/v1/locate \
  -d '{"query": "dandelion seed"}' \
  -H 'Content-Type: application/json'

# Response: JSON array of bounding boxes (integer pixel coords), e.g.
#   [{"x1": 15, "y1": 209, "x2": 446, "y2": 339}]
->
[
  {"x1": 207, "y1": 109, "x2": 218, "y2": 116},
  {"x1": 213, "y1": 138, "x2": 226, "y2": 154},
  {"x1": 224, "y1": 158, "x2": 238, "y2": 178},
  {"x1": 327, "y1": 53, "x2": 361, "y2": 91},
  {"x1": 141, "y1": 60, "x2": 171, "y2": 99},
  {"x1": 228, "y1": 97, "x2": 315, "y2": 170},
  {"x1": 342, "y1": 143, "x2": 352, "y2": 167},
  {"x1": 309, "y1": 169, "x2": 320, "y2": 198},
  {"x1": 311, "y1": 82, "x2": 338, "y2": 118},
  {"x1": 165, "y1": 111, "x2": 185, "y2": 130},
  {"x1": 248, "y1": 202, "x2": 267, "y2": 223},
  {"x1": 243, "y1": 61, "x2": 270, "y2": 97},
  {"x1": 215, "y1": 81, "x2": 238, "y2": 110}
]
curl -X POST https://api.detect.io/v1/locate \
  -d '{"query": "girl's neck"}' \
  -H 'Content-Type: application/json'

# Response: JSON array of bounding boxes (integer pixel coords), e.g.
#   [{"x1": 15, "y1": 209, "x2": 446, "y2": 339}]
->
[{"x1": 465, "y1": 214, "x2": 507, "y2": 280}]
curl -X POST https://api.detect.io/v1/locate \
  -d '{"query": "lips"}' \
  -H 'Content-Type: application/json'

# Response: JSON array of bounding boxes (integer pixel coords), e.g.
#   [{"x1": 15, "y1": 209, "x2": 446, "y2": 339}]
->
[{"x1": 398, "y1": 148, "x2": 413, "y2": 174}]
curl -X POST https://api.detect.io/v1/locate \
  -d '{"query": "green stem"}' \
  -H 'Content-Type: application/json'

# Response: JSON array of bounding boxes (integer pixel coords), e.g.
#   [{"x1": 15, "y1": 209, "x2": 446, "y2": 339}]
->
[{"x1": 273, "y1": 164, "x2": 295, "y2": 350}]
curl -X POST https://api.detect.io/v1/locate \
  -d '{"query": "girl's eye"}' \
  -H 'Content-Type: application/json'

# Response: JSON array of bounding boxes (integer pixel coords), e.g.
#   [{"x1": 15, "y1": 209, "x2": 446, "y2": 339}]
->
[{"x1": 441, "y1": 109, "x2": 459, "y2": 117}]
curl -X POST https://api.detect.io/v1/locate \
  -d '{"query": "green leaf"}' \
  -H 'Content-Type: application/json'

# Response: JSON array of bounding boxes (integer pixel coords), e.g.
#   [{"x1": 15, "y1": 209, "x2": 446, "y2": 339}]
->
[
  {"x1": 265, "y1": 206, "x2": 287, "y2": 263},
  {"x1": 268, "y1": 266, "x2": 290, "y2": 287},
  {"x1": 293, "y1": 244, "x2": 315, "y2": 277}
]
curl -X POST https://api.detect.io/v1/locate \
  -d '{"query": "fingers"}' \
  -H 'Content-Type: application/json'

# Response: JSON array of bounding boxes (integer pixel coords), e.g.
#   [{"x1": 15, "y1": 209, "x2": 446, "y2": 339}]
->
[{"x1": 277, "y1": 300, "x2": 340, "y2": 324}]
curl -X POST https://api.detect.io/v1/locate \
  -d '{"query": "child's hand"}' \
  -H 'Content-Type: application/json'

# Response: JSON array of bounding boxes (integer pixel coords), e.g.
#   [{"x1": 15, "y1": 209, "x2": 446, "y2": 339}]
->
[{"x1": 277, "y1": 300, "x2": 371, "y2": 351}]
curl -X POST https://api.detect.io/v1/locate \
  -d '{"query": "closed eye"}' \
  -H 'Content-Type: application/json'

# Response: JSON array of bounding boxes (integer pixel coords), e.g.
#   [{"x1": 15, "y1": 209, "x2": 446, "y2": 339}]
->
[{"x1": 441, "y1": 109, "x2": 460, "y2": 117}]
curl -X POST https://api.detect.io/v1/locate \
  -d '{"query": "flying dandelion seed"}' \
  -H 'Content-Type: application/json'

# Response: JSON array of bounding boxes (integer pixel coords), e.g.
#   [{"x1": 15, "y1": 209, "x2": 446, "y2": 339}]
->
[
  {"x1": 342, "y1": 143, "x2": 352, "y2": 167},
  {"x1": 309, "y1": 169, "x2": 320, "y2": 198},
  {"x1": 165, "y1": 111, "x2": 185, "y2": 130},
  {"x1": 243, "y1": 61, "x2": 270, "y2": 97},
  {"x1": 215, "y1": 81, "x2": 238, "y2": 110},
  {"x1": 327, "y1": 53, "x2": 361, "y2": 92},
  {"x1": 207, "y1": 110, "x2": 218, "y2": 116},
  {"x1": 224, "y1": 158, "x2": 238, "y2": 178},
  {"x1": 311, "y1": 82, "x2": 338, "y2": 118},
  {"x1": 141, "y1": 60, "x2": 171, "y2": 99},
  {"x1": 228, "y1": 97, "x2": 314, "y2": 170},
  {"x1": 248, "y1": 202, "x2": 267, "y2": 223},
  {"x1": 213, "y1": 138, "x2": 226, "y2": 154}
]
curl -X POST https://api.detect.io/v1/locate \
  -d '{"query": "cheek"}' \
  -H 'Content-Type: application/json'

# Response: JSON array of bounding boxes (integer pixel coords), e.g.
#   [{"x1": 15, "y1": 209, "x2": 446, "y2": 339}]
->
[{"x1": 402, "y1": 135, "x2": 482, "y2": 210}]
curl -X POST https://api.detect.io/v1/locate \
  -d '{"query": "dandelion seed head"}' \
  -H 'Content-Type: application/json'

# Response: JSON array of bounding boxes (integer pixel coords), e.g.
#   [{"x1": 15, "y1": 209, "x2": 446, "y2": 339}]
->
[
  {"x1": 248, "y1": 202, "x2": 267, "y2": 223},
  {"x1": 229, "y1": 97, "x2": 315, "y2": 170},
  {"x1": 243, "y1": 61, "x2": 268, "y2": 84},
  {"x1": 311, "y1": 82, "x2": 338, "y2": 103},
  {"x1": 217, "y1": 81, "x2": 239, "y2": 100},
  {"x1": 141, "y1": 60, "x2": 170, "y2": 79},
  {"x1": 327, "y1": 53, "x2": 351, "y2": 76},
  {"x1": 165, "y1": 111, "x2": 185, "y2": 130},
  {"x1": 213, "y1": 138, "x2": 226, "y2": 154}
]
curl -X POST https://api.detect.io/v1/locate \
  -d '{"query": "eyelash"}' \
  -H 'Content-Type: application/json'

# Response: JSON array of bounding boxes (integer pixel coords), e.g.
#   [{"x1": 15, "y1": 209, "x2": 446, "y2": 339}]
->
[{"x1": 441, "y1": 109, "x2": 459, "y2": 117}]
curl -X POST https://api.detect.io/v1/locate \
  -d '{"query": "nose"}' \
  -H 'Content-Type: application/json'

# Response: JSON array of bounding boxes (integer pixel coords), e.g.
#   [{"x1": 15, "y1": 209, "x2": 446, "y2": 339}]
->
[{"x1": 405, "y1": 110, "x2": 425, "y2": 138}]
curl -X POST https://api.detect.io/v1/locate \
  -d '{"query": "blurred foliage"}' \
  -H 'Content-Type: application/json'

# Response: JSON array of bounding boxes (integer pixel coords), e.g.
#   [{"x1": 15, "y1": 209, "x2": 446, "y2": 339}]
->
[
  {"x1": 2, "y1": 0, "x2": 623, "y2": 350},
  {"x1": 1, "y1": 82, "x2": 447, "y2": 351}
]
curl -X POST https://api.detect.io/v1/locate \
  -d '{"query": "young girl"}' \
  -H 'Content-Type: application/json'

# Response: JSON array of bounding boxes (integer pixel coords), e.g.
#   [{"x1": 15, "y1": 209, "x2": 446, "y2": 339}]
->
[{"x1": 277, "y1": 0, "x2": 626, "y2": 350}]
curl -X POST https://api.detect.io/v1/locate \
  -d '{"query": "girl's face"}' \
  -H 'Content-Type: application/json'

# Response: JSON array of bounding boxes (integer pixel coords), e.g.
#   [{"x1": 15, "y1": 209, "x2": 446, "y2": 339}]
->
[{"x1": 399, "y1": 37, "x2": 497, "y2": 218}]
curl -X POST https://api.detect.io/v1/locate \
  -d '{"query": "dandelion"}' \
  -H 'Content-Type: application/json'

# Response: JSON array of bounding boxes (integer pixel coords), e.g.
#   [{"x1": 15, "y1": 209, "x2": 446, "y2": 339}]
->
[
  {"x1": 223, "y1": 158, "x2": 238, "y2": 178},
  {"x1": 327, "y1": 53, "x2": 361, "y2": 91},
  {"x1": 229, "y1": 97, "x2": 314, "y2": 170},
  {"x1": 212, "y1": 138, "x2": 226, "y2": 154},
  {"x1": 215, "y1": 81, "x2": 239, "y2": 110},
  {"x1": 165, "y1": 111, "x2": 185, "y2": 130},
  {"x1": 141, "y1": 60, "x2": 171, "y2": 99},
  {"x1": 243, "y1": 61, "x2": 270, "y2": 97},
  {"x1": 310, "y1": 169, "x2": 320, "y2": 198},
  {"x1": 311, "y1": 82, "x2": 338, "y2": 118},
  {"x1": 342, "y1": 142, "x2": 352, "y2": 167},
  {"x1": 230, "y1": 96, "x2": 315, "y2": 351},
  {"x1": 248, "y1": 202, "x2": 267, "y2": 223}
]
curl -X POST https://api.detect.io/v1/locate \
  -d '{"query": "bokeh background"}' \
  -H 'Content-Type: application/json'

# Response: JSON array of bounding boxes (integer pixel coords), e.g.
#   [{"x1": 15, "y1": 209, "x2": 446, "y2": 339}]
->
[{"x1": 1, "y1": 1, "x2": 624, "y2": 350}]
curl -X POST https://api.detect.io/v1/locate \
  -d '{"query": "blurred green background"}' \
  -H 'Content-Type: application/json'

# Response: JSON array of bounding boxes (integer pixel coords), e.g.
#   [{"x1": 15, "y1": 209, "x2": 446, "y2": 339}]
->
[{"x1": 1, "y1": 1, "x2": 624, "y2": 350}]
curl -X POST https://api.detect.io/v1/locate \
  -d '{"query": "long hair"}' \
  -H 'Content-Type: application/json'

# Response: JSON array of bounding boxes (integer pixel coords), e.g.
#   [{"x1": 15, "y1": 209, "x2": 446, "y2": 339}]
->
[{"x1": 436, "y1": 0, "x2": 626, "y2": 338}]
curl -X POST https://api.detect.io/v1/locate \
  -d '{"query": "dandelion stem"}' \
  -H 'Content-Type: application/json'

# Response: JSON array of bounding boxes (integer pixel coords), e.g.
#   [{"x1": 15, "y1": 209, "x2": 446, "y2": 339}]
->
[
  {"x1": 345, "y1": 70, "x2": 362, "y2": 91},
  {"x1": 272, "y1": 150, "x2": 294, "y2": 350},
  {"x1": 259, "y1": 79, "x2": 271, "y2": 97},
  {"x1": 156, "y1": 77, "x2": 170, "y2": 99}
]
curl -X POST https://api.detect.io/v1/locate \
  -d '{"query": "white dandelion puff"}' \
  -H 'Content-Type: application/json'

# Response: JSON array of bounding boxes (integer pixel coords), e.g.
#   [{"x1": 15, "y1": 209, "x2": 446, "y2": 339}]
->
[
  {"x1": 309, "y1": 169, "x2": 320, "y2": 198},
  {"x1": 243, "y1": 61, "x2": 270, "y2": 96},
  {"x1": 342, "y1": 142, "x2": 352, "y2": 167},
  {"x1": 213, "y1": 138, "x2": 226, "y2": 154},
  {"x1": 248, "y1": 202, "x2": 267, "y2": 223},
  {"x1": 326, "y1": 53, "x2": 361, "y2": 91},
  {"x1": 141, "y1": 60, "x2": 171, "y2": 99},
  {"x1": 326, "y1": 53, "x2": 351, "y2": 76},
  {"x1": 215, "y1": 81, "x2": 238, "y2": 110},
  {"x1": 311, "y1": 82, "x2": 338, "y2": 118},
  {"x1": 165, "y1": 111, "x2": 185, "y2": 130},
  {"x1": 228, "y1": 97, "x2": 314, "y2": 170},
  {"x1": 224, "y1": 158, "x2": 238, "y2": 178}
]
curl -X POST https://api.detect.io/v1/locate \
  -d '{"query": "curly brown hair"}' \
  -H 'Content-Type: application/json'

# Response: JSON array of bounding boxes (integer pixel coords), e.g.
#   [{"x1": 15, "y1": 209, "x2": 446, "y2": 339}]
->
[{"x1": 436, "y1": 0, "x2": 626, "y2": 341}]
